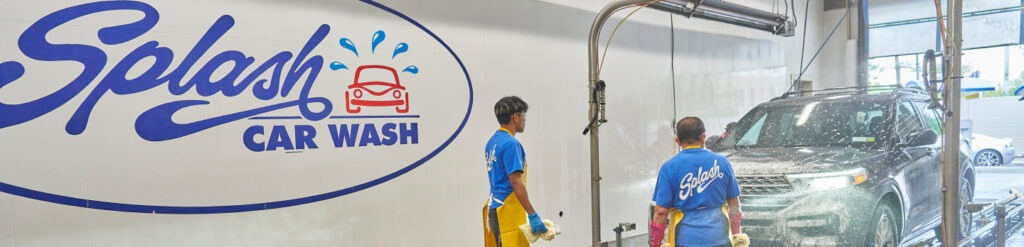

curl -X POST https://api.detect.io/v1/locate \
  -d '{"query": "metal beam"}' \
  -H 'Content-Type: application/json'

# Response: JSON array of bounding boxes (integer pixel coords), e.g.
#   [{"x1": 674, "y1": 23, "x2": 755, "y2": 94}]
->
[
  {"x1": 588, "y1": 4, "x2": 646, "y2": 246},
  {"x1": 856, "y1": 0, "x2": 869, "y2": 87},
  {"x1": 941, "y1": 0, "x2": 963, "y2": 246},
  {"x1": 647, "y1": 0, "x2": 795, "y2": 36}
]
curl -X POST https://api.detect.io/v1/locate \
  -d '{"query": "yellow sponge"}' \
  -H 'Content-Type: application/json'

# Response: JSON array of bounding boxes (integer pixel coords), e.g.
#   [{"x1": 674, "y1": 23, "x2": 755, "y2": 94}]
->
[
  {"x1": 731, "y1": 233, "x2": 750, "y2": 247},
  {"x1": 518, "y1": 219, "x2": 560, "y2": 243}
]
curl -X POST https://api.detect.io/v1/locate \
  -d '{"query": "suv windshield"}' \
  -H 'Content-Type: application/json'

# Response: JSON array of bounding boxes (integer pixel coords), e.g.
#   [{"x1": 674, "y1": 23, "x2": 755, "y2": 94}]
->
[{"x1": 722, "y1": 98, "x2": 891, "y2": 149}]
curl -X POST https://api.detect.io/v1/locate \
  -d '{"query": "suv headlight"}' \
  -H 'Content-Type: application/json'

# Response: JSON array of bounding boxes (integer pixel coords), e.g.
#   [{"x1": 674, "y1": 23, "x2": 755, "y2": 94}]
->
[{"x1": 786, "y1": 168, "x2": 868, "y2": 191}]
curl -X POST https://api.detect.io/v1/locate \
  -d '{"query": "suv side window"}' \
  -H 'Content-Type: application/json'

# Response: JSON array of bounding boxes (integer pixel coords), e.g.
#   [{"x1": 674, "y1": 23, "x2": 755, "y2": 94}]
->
[
  {"x1": 896, "y1": 101, "x2": 927, "y2": 142},
  {"x1": 913, "y1": 102, "x2": 942, "y2": 135}
]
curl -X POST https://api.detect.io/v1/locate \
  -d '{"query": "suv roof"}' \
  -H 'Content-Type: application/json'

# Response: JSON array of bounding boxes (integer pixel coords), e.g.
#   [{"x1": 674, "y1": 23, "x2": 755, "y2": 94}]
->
[{"x1": 769, "y1": 85, "x2": 932, "y2": 106}]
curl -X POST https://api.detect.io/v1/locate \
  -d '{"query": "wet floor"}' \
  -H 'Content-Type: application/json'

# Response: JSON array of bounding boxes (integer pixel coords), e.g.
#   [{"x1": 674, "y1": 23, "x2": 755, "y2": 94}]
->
[{"x1": 607, "y1": 160, "x2": 1024, "y2": 247}]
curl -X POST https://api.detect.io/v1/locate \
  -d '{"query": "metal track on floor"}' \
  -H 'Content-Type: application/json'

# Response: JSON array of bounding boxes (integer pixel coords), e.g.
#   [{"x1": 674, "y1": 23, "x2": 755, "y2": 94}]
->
[{"x1": 905, "y1": 189, "x2": 1024, "y2": 247}]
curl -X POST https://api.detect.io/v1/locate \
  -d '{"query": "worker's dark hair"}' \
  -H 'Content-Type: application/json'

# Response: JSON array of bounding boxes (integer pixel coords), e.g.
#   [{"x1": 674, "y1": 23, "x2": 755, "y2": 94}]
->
[
  {"x1": 494, "y1": 96, "x2": 528, "y2": 125},
  {"x1": 675, "y1": 116, "x2": 705, "y2": 143}
]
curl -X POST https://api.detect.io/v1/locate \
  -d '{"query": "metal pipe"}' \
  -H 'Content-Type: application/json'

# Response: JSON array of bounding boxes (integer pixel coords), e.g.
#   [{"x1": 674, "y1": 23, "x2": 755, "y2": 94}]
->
[
  {"x1": 586, "y1": 1, "x2": 793, "y2": 246},
  {"x1": 997, "y1": 204, "x2": 1007, "y2": 247},
  {"x1": 647, "y1": 1, "x2": 795, "y2": 36},
  {"x1": 588, "y1": 4, "x2": 648, "y2": 246},
  {"x1": 699, "y1": 0, "x2": 786, "y2": 22},
  {"x1": 614, "y1": 227, "x2": 623, "y2": 247},
  {"x1": 940, "y1": 0, "x2": 963, "y2": 246},
  {"x1": 647, "y1": 2, "x2": 778, "y2": 24}
]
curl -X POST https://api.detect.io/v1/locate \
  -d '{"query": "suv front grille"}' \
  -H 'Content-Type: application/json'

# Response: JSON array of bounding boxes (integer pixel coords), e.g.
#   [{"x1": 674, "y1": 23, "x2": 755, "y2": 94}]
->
[{"x1": 737, "y1": 175, "x2": 793, "y2": 195}]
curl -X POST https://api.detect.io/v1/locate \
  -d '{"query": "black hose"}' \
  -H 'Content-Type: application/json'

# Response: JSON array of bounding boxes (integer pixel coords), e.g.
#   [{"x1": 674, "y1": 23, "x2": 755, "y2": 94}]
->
[
  {"x1": 784, "y1": 0, "x2": 811, "y2": 95},
  {"x1": 582, "y1": 80, "x2": 607, "y2": 135}
]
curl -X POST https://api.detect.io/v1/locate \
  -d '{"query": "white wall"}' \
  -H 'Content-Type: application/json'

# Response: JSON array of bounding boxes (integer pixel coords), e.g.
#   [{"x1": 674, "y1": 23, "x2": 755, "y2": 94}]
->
[
  {"x1": 963, "y1": 96, "x2": 1024, "y2": 150},
  {"x1": 673, "y1": 0, "x2": 824, "y2": 133},
  {"x1": 818, "y1": 6, "x2": 859, "y2": 91},
  {"x1": 0, "y1": 0, "x2": 824, "y2": 246}
]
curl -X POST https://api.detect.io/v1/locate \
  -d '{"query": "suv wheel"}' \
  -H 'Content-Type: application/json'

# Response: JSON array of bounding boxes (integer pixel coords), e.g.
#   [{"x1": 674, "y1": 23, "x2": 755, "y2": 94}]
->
[
  {"x1": 958, "y1": 177, "x2": 973, "y2": 238},
  {"x1": 934, "y1": 177, "x2": 975, "y2": 243},
  {"x1": 866, "y1": 203, "x2": 898, "y2": 247},
  {"x1": 975, "y1": 150, "x2": 1002, "y2": 166}
]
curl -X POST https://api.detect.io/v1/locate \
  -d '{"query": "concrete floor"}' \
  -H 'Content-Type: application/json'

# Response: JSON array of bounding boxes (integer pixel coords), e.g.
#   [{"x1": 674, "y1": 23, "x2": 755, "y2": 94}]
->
[
  {"x1": 974, "y1": 160, "x2": 1024, "y2": 203},
  {"x1": 599, "y1": 234, "x2": 646, "y2": 247},
  {"x1": 909, "y1": 159, "x2": 1024, "y2": 247}
]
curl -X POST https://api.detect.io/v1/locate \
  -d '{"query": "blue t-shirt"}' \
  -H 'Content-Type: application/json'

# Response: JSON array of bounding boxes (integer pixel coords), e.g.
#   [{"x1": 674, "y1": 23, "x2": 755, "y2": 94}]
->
[
  {"x1": 652, "y1": 148, "x2": 740, "y2": 247},
  {"x1": 486, "y1": 129, "x2": 525, "y2": 209}
]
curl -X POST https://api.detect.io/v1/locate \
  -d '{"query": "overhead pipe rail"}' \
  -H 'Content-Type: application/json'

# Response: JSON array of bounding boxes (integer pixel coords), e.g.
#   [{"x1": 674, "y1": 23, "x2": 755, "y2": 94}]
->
[
  {"x1": 646, "y1": 1, "x2": 795, "y2": 36},
  {"x1": 586, "y1": 1, "x2": 793, "y2": 246}
]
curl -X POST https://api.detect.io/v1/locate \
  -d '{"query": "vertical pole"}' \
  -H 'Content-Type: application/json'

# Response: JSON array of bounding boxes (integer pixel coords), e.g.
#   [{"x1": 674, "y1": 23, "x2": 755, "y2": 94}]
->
[
  {"x1": 940, "y1": 0, "x2": 963, "y2": 246},
  {"x1": 590, "y1": 124, "x2": 601, "y2": 247},
  {"x1": 895, "y1": 55, "x2": 902, "y2": 85},
  {"x1": 996, "y1": 204, "x2": 1007, "y2": 247},
  {"x1": 916, "y1": 54, "x2": 921, "y2": 82},
  {"x1": 615, "y1": 227, "x2": 623, "y2": 247},
  {"x1": 588, "y1": 3, "x2": 649, "y2": 246},
  {"x1": 1005, "y1": 46, "x2": 1011, "y2": 86},
  {"x1": 856, "y1": 0, "x2": 870, "y2": 87}
]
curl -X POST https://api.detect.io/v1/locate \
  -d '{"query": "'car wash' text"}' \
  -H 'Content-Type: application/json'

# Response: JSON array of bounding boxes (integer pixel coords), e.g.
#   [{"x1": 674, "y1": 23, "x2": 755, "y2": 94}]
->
[{"x1": 243, "y1": 123, "x2": 419, "y2": 152}]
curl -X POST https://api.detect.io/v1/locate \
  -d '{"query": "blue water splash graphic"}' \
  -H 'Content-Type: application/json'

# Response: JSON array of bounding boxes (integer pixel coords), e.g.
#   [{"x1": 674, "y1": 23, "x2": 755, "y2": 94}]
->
[
  {"x1": 331, "y1": 30, "x2": 420, "y2": 77},
  {"x1": 330, "y1": 61, "x2": 348, "y2": 70},
  {"x1": 371, "y1": 30, "x2": 386, "y2": 53},
  {"x1": 402, "y1": 66, "x2": 419, "y2": 74},
  {"x1": 392, "y1": 43, "x2": 408, "y2": 59},
  {"x1": 339, "y1": 38, "x2": 358, "y2": 57}
]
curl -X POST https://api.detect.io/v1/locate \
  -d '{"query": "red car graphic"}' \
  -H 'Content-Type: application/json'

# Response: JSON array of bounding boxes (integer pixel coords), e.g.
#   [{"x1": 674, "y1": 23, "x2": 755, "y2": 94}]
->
[{"x1": 346, "y1": 65, "x2": 409, "y2": 113}]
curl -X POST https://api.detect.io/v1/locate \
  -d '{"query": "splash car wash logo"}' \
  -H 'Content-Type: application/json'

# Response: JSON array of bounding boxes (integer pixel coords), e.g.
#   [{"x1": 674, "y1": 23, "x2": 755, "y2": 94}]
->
[
  {"x1": 242, "y1": 30, "x2": 422, "y2": 152},
  {"x1": 0, "y1": 0, "x2": 473, "y2": 214},
  {"x1": 678, "y1": 161, "x2": 725, "y2": 200},
  {"x1": 331, "y1": 31, "x2": 419, "y2": 114}
]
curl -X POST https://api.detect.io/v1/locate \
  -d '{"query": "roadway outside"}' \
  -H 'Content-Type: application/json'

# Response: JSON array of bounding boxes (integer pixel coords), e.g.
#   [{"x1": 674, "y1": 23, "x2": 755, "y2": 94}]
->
[{"x1": 978, "y1": 159, "x2": 1024, "y2": 246}]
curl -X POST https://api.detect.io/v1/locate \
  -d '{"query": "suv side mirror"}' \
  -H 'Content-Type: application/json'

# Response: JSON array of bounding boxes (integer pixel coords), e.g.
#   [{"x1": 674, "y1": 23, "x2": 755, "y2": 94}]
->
[
  {"x1": 899, "y1": 130, "x2": 939, "y2": 148},
  {"x1": 705, "y1": 135, "x2": 723, "y2": 151}
]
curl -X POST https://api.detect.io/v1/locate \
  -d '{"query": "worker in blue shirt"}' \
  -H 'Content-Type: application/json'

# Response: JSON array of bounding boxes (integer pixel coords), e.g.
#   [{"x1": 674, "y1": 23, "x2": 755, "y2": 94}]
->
[
  {"x1": 650, "y1": 117, "x2": 743, "y2": 247},
  {"x1": 482, "y1": 96, "x2": 547, "y2": 247}
]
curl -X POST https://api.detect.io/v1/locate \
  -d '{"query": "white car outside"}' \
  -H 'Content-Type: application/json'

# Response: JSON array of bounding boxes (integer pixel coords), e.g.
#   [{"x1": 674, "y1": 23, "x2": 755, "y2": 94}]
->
[{"x1": 971, "y1": 133, "x2": 1016, "y2": 166}]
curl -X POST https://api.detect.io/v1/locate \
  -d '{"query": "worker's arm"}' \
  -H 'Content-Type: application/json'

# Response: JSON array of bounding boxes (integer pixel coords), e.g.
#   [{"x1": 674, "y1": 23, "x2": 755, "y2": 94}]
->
[
  {"x1": 509, "y1": 171, "x2": 548, "y2": 233},
  {"x1": 650, "y1": 205, "x2": 670, "y2": 247},
  {"x1": 723, "y1": 159, "x2": 743, "y2": 235},
  {"x1": 652, "y1": 205, "x2": 670, "y2": 225},
  {"x1": 727, "y1": 196, "x2": 742, "y2": 234},
  {"x1": 508, "y1": 171, "x2": 535, "y2": 214}
]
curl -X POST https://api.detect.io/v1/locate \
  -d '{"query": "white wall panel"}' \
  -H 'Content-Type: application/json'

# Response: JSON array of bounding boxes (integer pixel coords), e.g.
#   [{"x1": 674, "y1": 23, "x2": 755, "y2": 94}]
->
[
  {"x1": 674, "y1": 0, "x2": 822, "y2": 133},
  {"x1": 963, "y1": 96, "x2": 1024, "y2": 150},
  {"x1": 0, "y1": 0, "x2": 824, "y2": 246},
  {"x1": 820, "y1": 7, "x2": 857, "y2": 90}
]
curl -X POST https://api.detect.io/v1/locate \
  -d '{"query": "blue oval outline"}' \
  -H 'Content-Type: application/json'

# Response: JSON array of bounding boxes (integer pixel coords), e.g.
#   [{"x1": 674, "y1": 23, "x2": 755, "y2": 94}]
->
[{"x1": 0, "y1": 0, "x2": 474, "y2": 214}]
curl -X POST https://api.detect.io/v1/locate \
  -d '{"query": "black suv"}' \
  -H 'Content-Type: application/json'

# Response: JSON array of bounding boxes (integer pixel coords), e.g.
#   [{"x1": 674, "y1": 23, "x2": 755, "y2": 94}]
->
[{"x1": 712, "y1": 86, "x2": 975, "y2": 246}]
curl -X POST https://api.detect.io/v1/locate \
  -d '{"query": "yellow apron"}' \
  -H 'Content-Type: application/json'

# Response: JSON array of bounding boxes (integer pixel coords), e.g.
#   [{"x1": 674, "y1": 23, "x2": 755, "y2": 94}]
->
[
  {"x1": 483, "y1": 169, "x2": 530, "y2": 247},
  {"x1": 663, "y1": 204, "x2": 734, "y2": 247}
]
